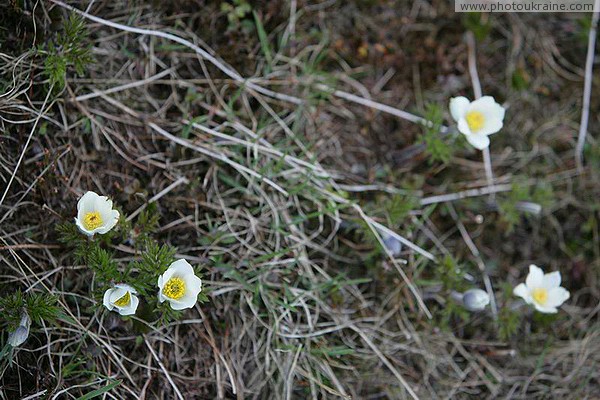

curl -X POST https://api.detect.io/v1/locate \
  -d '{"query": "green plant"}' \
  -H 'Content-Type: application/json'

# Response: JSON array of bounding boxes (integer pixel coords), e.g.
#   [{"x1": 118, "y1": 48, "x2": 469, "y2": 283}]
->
[
  {"x1": 419, "y1": 103, "x2": 453, "y2": 164},
  {"x1": 434, "y1": 255, "x2": 472, "y2": 329},
  {"x1": 220, "y1": 0, "x2": 253, "y2": 32},
  {"x1": 498, "y1": 177, "x2": 554, "y2": 232},
  {"x1": 0, "y1": 290, "x2": 60, "y2": 332},
  {"x1": 498, "y1": 283, "x2": 521, "y2": 341},
  {"x1": 58, "y1": 203, "x2": 208, "y2": 328},
  {"x1": 37, "y1": 14, "x2": 92, "y2": 90},
  {"x1": 462, "y1": 12, "x2": 492, "y2": 41}
]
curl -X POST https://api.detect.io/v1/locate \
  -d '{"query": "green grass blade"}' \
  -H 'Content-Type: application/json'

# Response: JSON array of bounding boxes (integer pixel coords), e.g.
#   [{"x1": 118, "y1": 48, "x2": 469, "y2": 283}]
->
[{"x1": 76, "y1": 380, "x2": 121, "y2": 400}]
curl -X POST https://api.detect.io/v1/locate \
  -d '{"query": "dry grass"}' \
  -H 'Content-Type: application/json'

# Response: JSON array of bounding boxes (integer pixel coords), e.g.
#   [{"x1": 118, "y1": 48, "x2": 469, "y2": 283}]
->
[{"x1": 1, "y1": 1, "x2": 599, "y2": 399}]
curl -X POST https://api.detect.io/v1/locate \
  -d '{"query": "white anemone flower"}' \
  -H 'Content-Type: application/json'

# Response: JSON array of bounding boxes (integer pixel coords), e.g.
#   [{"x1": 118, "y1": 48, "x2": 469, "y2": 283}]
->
[
  {"x1": 74, "y1": 191, "x2": 120, "y2": 236},
  {"x1": 449, "y1": 96, "x2": 505, "y2": 150},
  {"x1": 158, "y1": 259, "x2": 202, "y2": 310},
  {"x1": 103, "y1": 284, "x2": 139, "y2": 316},
  {"x1": 513, "y1": 265, "x2": 570, "y2": 314}
]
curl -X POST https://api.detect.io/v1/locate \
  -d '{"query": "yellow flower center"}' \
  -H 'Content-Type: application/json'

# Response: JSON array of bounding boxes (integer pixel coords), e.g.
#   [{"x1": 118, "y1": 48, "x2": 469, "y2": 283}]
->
[
  {"x1": 465, "y1": 111, "x2": 485, "y2": 132},
  {"x1": 163, "y1": 277, "x2": 186, "y2": 300},
  {"x1": 83, "y1": 211, "x2": 103, "y2": 230},
  {"x1": 114, "y1": 291, "x2": 131, "y2": 307},
  {"x1": 532, "y1": 288, "x2": 548, "y2": 305}
]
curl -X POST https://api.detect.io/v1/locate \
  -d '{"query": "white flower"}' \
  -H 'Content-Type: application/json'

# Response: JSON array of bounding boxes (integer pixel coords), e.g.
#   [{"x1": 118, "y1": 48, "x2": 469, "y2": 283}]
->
[
  {"x1": 462, "y1": 289, "x2": 490, "y2": 311},
  {"x1": 158, "y1": 259, "x2": 202, "y2": 310},
  {"x1": 74, "y1": 191, "x2": 120, "y2": 236},
  {"x1": 103, "y1": 284, "x2": 139, "y2": 316},
  {"x1": 8, "y1": 313, "x2": 31, "y2": 347},
  {"x1": 513, "y1": 264, "x2": 570, "y2": 314},
  {"x1": 449, "y1": 96, "x2": 505, "y2": 150}
]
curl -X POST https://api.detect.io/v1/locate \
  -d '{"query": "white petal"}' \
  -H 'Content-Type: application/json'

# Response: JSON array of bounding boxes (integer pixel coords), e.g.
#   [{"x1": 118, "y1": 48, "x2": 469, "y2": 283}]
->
[
  {"x1": 466, "y1": 134, "x2": 490, "y2": 150},
  {"x1": 97, "y1": 209, "x2": 120, "y2": 234},
  {"x1": 169, "y1": 296, "x2": 196, "y2": 310},
  {"x1": 8, "y1": 326, "x2": 29, "y2": 347},
  {"x1": 157, "y1": 274, "x2": 168, "y2": 303},
  {"x1": 513, "y1": 283, "x2": 531, "y2": 303},
  {"x1": 118, "y1": 295, "x2": 139, "y2": 316},
  {"x1": 167, "y1": 259, "x2": 194, "y2": 277},
  {"x1": 478, "y1": 117, "x2": 503, "y2": 136},
  {"x1": 533, "y1": 303, "x2": 558, "y2": 314},
  {"x1": 457, "y1": 118, "x2": 472, "y2": 137},
  {"x1": 449, "y1": 96, "x2": 471, "y2": 122},
  {"x1": 93, "y1": 194, "x2": 110, "y2": 212},
  {"x1": 542, "y1": 271, "x2": 561, "y2": 289},
  {"x1": 78, "y1": 191, "x2": 100, "y2": 215},
  {"x1": 75, "y1": 217, "x2": 94, "y2": 237},
  {"x1": 545, "y1": 287, "x2": 570, "y2": 308},
  {"x1": 469, "y1": 96, "x2": 504, "y2": 117},
  {"x1": 19, "y1": 314, "x2": 31, "y2": 329},
  {"x1": 114, "y1": 283, "x2": 136, "y2": 294},
  {"x1": 103, "y1": 289, "x2": 115, "y2": 311},
  {"x1": 109, "y1": 286, "x2": 129, "y2": 304},
  {"x1": 526, "y1": 265, "x2": 544, "y2": 288},
  {"x1": 185, "y1": 274, "x2": 203, "y2": 298}
]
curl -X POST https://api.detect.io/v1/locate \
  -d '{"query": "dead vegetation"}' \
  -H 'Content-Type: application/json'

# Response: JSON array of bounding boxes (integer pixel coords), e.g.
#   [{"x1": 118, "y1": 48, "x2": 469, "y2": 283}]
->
[{"x1": 1, "y1": 0, "x2": 599, "y2": 399}]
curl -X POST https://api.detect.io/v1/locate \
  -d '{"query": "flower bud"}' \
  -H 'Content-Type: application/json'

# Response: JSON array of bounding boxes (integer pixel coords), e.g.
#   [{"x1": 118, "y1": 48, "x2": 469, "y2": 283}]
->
[
  {"x1": 382, "y1": 234, "x2": 402, "y2": 257},
  {"x1": 462, "y1": 289, "x2": 490, "y2": 311},
  {"x1": 8, "y1": 313, "x2": 31, "y2": 347}
]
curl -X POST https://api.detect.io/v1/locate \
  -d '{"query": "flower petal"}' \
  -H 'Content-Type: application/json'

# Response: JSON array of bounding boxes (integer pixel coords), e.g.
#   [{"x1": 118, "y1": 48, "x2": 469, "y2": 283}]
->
[
  {"x1": 97, "y1": 209, "x2": 120, "y2": 234},
  {"x1": 526, "y1": 264, "x2": 544, "y2": 288},
  {"x1": 93, "y1": 194, "x2": 110, "y2": 212},
  {"x1": 457, "y1": 117, "x2": 472, "y2": 137},
  {"x1": 78, "y1": 191, "x2": 100, "y2": 214},
  {"x1": 8, "y1": 326, "x2": 29, "y2": 347},
  {"x1": 157, "y1": 274, "x2": 167, "y2": 303},
  {"x1": 114, "y1": 283, "x2": 136, "y2": 294},
  {"x1": 545, "y1": 287, "x2": 570, "y2": 308},
  {"x1": 119, "y1": 295, "x2": 139, "y2": 316},
  {"x1": 75, "y1": 217, "x2": 94, "y2": 237},
  {"x1": 465, "y1": 133, "x2": 490, "y2": 150},
  {"x1": 169, "y1": 296, "x2": 196, "y2": 310},
  {"x1": 469, "y1": 96, "x2": 504, "y2": 117},
  {"x1": 449, "y1": 96, "x2": 470, "y2": 122},
  {"x1": 109, "y1": 286, "x2": 129, "y2": 304},
  {"x1": 103, "y1": 289, "x2": 114, "y2": 311},
  {"x1": 513, "y1": 283, "x2": 531, "y2": 303},
  {"x1": 533, "y1": 303, "x2": 558, "y2": 314},
  {"x1": 542, "y1": 271, "x2": 561, "y2": 289},
  {"x1": 478, "y1": 117, "x2": 503, "y2": 136},
  {"x1": 167, "y1": 259, "x2": 194, "y2": 278}
]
